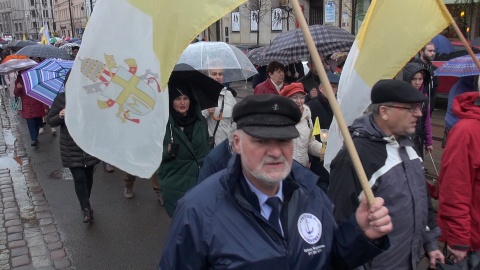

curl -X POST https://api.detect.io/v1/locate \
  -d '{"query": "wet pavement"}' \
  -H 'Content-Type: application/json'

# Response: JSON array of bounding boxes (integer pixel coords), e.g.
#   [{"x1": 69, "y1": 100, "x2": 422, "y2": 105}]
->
[
  {"x1": 0, "y1": 91, "x2": 70, "y2": 269},
  {"x1": 0, "y1": 81, "x2": 448, "y2": 269}
]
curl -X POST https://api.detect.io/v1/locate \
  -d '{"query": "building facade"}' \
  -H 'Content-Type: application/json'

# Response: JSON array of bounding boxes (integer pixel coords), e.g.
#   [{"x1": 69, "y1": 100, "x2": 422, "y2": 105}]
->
[
  {"x1": 53, "y1": 0, "x2": 88, "y2": 38},
  {"x1": 0, "y1": 0, "x2": 55, "y2": 41}
]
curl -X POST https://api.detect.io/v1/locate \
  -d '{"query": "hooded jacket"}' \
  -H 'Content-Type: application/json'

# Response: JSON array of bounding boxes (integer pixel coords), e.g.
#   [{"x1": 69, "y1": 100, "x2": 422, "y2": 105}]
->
[
  {"x1": 402, "y1": 63, "x2": 433, "y2": 149},
  {"x1": 437, "y1": 92, "x2": 480, "y2": 252},
  {"x1": 160, "y1": 155, "x2": 389, "y2": 270},
  {"x1": 328, "y1": 113, "x2": 440, "y2": 270},
  {"x1": 157, "y1": 89, "x2": 210, "y2": 217}
]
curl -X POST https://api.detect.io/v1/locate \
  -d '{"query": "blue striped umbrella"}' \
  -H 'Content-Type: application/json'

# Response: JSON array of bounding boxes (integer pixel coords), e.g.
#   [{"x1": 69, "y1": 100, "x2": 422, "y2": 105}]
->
[
  {"x1": 434, "y1": 53, "x2": 480, "y2": 77},
  {"x1": 21, "y1": 59, "x2": 73, "y2": 106}
]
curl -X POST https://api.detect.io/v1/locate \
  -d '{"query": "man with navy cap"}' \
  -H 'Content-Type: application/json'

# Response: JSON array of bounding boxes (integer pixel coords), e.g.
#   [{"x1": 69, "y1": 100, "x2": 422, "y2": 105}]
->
[
  {"x1": 159, "y1": 94, "x2": 393, "y2": 269},
  {"x1": 328, "y1": 79, "x2": 444, "y2": 270}
]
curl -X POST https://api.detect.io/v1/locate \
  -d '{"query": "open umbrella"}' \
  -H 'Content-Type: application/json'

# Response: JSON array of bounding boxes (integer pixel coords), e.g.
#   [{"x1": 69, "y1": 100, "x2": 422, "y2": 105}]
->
[
  {"x1": 59, "y1": 43, "x2": 80, "y2": 56},
  {"x1": 431, "y1": 34, "x2": 455, "y2": 54},
  {"x1": 169, "y1": 63, "x2": 224, "y2": 110},
  {"x1": 264, "y1": 24, "x2": 354, "y2": 62},
  {"x1": 16, "y1": 45, "x2": 71, "y2": 60},
  {"x1": 176, "y1": 41, "x2": 257, "y2": 82},
  {"x1": 6, "y1": 40, "x2": 39, "y2": 51},
  {"x1": 0, "y1": 59, "x2": 37, "y2": 75},
  {"x1": 247, "y1": 46, "x2": 289, "y2": 66},
  {"x1": 1, "y1": 54, "x2": 28, "y2": 64},
  {"x1": 21, "y1": 59, "x2": 73, "y2": 106},
  {"x1": 434, "y1": 53, "x2": 480, "y2": 77}
]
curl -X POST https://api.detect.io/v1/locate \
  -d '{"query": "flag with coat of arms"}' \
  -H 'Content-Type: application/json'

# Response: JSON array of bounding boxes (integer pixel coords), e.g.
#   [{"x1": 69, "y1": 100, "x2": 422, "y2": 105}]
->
[
  {"x1": 65, "y1": 0, "x2": 247, "y2": 178},
  {"x1": 323, "y1": 0, "x2": 453, "y2": 172}
]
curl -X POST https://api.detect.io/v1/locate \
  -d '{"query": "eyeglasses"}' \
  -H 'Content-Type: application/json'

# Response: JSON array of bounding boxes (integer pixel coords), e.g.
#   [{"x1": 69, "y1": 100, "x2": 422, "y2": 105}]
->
[
  {"x1": 290, "y1": 96, "x2": 305, "y2": 101},
  {"x1": 384, "y1": 104, "x2": 422, "y2": 113}
]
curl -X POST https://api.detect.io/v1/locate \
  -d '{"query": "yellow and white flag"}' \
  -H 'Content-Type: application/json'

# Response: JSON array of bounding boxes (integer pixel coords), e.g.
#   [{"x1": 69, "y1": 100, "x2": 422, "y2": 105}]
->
[
  {"x1": 65, "y1": 0, "x2": 246, "y2": 178},
  {"x1": 324, "y1": 0, "x2": 452, "y2": 171}
]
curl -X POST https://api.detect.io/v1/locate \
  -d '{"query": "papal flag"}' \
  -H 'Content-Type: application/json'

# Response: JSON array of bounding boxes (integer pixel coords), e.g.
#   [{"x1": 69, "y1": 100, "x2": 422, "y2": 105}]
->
[
  {"x1": 324, "y1": 0, "x2": 453, "y2": 171},
  {"x1": 65, "y1": 0, "x2": 246, "y2": 178}
]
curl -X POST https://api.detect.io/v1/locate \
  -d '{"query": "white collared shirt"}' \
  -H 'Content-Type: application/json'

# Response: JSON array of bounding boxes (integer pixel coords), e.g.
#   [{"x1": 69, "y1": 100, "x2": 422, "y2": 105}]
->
[{"x1": 244, "y1": 174, "x2": 284, "y2": 235}]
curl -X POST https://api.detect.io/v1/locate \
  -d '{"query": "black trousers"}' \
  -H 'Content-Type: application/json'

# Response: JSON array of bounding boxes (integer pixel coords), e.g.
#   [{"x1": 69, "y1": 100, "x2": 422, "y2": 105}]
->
[{"x1": 69, "y1": 165, "x2": 95, "y2": 209}]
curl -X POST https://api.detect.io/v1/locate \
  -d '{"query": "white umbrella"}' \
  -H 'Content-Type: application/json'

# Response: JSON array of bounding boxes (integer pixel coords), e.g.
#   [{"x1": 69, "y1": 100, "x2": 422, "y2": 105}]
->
[
  {"x1": 176, "y1": 41, "x2": 257, "y2": 83},
  {"x1": 0, "y1": 59, "x2": 37, "y2": 75}
]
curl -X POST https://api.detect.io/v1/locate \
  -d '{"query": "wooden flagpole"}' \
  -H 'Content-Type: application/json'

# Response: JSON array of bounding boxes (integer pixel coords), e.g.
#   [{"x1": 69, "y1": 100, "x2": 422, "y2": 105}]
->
[{"x1": 290, "y1": 0, "x2": 375, "y2": 206}]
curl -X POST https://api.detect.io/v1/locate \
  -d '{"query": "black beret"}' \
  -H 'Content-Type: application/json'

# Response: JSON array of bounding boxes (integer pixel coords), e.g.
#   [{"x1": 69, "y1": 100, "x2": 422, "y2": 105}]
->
[
  {"x1": 371, "y1": 79, "x2": 427, "y2": 104},
  {"x1": 232, "y1": 94, "x2": 302, "y2": 139}
]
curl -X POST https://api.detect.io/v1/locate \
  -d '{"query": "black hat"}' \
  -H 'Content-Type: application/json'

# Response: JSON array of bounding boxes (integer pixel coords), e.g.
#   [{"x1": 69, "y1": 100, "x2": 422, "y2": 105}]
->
[
  {"x1": 232, "y1": 94, "x2": 302, "y2": 140},
  {"x1": 371, "y1": 79, "x2": 427, "y2": 104}
]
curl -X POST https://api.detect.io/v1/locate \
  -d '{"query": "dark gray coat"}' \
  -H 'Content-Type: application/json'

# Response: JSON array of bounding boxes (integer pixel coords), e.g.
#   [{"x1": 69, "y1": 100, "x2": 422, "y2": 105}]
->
[
  {"x1": 328, "y1": 114, "x2": 440, "y2": 270},
  {"x1": 46, "y1": 92, "x2": 99, "y2": 168}
]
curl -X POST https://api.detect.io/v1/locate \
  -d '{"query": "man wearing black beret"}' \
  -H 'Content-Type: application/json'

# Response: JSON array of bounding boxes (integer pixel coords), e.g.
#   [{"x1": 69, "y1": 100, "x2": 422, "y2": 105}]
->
[
  {"x1": 328, "y1": 79, "x2": 445, "y2": 269},
  {"x1": 160, "y1": 94, "x2": 394, "y2": 269}
]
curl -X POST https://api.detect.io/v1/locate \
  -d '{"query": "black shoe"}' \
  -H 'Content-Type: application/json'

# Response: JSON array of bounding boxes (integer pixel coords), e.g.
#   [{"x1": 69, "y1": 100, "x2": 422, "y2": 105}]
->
[
  {"x1": 83, "y1": 207, "x2": 94, "y2": 223},
  {"x1": 31, "y1": 140, "x2": 39, "y2": 147}
]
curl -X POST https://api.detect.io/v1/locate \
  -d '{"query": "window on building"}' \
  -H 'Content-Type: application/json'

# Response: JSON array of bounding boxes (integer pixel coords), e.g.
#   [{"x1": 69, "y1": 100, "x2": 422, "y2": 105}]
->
[
  {"x1": 32, "y1": 21, "x2": 37, "y2": 29},
  {"x1": 30, "y1": 0, "x2": 35, "y2": 6},
  {"x1": 309, "y1": 7, "x2": 323, "y2": 25},
  {"x1": 15, "y1": 23, "x2": 18, "y2": 32},
  {"x1": 19, "y1": 23, "x2": 22, "y2": 31},
  {"x1": 31, "y1": 10, "x2": 36, "y2": 18},
  {"x1": 0, "y1": 25, "x2": 3, "y2": 33}
]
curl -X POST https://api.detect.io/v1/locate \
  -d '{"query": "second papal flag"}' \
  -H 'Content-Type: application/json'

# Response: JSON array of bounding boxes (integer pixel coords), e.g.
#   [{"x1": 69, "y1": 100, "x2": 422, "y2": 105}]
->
[
  {"x1": 65, "y1": 0, "x2": 246, "y2": 178},
  {"x1": 324, "y1": 0, "x2": 453, "y2": 171}
]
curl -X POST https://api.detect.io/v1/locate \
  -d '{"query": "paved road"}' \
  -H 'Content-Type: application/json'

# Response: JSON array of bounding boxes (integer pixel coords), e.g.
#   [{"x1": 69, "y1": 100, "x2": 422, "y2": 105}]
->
[{"x1": 1, "y1": 83, "x2": 447, "y2": 269}]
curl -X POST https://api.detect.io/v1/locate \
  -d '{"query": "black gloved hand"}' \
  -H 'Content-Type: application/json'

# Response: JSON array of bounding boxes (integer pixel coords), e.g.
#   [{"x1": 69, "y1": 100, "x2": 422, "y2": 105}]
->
[{"x1": 168, "y1": 143, "x2": 179, "y2": 159}]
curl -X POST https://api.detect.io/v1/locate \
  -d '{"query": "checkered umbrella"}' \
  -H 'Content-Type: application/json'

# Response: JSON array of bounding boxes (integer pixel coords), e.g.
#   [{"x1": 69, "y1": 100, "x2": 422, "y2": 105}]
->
[
  {"x1": 15, "y1": 45, "x2": 72, "y2": 60},
  {"x1": 264, "y1": 25, "x2": 355, "y2": 62},
  {"x1": 248, "y1": 46, "x2": 289, "y2": 66},
  {"x1": 21, "y1": 59, "x2": 74, "y2": 106},
  {"x1": 434, "y1": 53, "x2": 480, "y2": 77},
  {"x1": 176, "y1": 41, "x2": 257, "y2": 82}
]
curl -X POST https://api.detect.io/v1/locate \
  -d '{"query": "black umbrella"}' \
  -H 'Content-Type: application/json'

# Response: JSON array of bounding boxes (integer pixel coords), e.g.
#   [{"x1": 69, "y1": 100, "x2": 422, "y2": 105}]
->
[
  {"x1": 6, "y1": 40, "x2": 38, "y2": 50},
  {"x1": 169, "y1": 63, "x2": 224, "y2": 110}
]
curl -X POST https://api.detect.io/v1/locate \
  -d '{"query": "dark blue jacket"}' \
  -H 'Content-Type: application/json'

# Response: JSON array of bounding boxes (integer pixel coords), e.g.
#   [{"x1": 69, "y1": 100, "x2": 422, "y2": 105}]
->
[
  {"x1": 197, "y1": 139, "x2": 232, "y2": 183},
  {"x1": 160, "y1": 154, "x2": 388, "y2": 270}
]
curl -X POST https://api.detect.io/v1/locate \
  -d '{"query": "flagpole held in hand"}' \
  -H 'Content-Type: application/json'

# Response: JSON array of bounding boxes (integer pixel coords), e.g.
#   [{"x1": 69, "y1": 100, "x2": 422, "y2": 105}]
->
[{"x1": 291, "y1": 0, "x2": 375, "y2": 206}]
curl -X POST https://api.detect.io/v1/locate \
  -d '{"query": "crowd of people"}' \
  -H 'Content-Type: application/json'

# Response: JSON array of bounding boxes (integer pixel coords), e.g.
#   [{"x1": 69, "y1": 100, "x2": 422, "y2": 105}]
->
[{"x1": 2, "y1": 38, "x2": 479, "y2": 269}]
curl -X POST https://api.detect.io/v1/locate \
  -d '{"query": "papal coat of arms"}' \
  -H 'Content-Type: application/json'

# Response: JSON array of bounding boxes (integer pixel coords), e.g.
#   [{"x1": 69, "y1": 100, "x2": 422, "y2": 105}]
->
[{"x1": 80, "y1": 54, "x2": 162, "y2": 123}]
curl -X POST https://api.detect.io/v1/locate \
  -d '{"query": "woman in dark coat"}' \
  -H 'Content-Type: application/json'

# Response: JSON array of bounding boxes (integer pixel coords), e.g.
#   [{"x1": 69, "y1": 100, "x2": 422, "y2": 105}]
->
[
  {"x1": 157, "y1": 82, "x2": 210, "y2": 217},
  {"x1": 46, "y1": 73, "x2": 99, "y2": 223},
  {"x1": 14, "y1": 72, "x2": 48, "y2": 147}
]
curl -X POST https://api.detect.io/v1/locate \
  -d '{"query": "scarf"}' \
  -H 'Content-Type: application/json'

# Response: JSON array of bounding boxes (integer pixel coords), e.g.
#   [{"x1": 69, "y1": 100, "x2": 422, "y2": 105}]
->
[
  {"x1": 171, "y1": 109, "x2": 197, "y2": 141},
  {"x1": 270, "y1": 79, "x2": 284, "y2": 93}
]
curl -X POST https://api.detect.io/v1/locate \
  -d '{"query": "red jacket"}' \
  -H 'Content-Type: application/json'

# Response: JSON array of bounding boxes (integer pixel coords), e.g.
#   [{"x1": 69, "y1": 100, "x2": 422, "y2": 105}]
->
[
  {"x1": 437, "y1": 92, "x2": 480, "y2": 252},
  {"x1": 253, "y1": 79, "x2": 288, "y2": 95},
  {"x1": 13, "y1": 75, "x2": 47, "y2": 119}
]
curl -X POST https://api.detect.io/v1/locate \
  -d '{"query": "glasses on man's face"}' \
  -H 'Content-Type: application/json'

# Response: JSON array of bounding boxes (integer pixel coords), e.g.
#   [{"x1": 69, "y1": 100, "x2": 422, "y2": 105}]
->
[
  {"x1": 290, "y1": 95, "x2": 305, "y2": 101},
  {"x1": 384, "y1": 103, "x2": 422, "y2": 113}
]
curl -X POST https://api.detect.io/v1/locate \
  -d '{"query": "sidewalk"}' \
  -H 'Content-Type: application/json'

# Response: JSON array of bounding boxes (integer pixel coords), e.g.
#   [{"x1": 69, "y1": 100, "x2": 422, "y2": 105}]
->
[{"x1": 0, "y1": 90, "x2": 72, "y2": 270}]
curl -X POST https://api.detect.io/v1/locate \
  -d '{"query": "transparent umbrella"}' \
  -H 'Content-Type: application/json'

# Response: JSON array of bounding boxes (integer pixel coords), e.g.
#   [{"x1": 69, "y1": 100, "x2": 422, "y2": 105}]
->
[{"x1": 176, "y1": 41, "x2": 257, "y2": 83}]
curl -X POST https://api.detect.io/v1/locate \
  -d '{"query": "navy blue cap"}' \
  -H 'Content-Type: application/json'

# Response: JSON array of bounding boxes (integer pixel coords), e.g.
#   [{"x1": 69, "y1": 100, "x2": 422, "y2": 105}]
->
[{"x1": 232, "y1": 94, "x2": 302, "y2": 139}]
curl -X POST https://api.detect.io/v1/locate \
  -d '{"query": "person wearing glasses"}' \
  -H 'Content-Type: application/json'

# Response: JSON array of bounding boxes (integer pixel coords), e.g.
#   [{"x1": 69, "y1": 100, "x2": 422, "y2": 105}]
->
[
  {"x1": 280, "y1": 83, "x2": 322, "y2": 167},
  {"x1": 328, "y1": 79, "x2": 444, "y2": 270},
  {"x1": 402, "y1": 62, "x2": 433, "y2": 159}
]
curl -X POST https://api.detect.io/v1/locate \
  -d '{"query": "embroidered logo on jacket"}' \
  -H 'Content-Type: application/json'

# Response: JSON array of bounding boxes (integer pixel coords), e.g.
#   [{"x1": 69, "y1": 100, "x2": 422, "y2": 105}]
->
[{"x1": 297, "y1": 213, "x2": 322, "y2": 244}]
